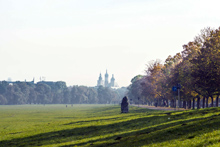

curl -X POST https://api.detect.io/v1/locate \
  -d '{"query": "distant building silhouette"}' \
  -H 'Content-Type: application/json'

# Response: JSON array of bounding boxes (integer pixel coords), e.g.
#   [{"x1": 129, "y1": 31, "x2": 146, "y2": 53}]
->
[
  {"x1": 97, "y1": 73, "x2": 104, "y2": 86},
  {"x1": 6, "y1": 78, "x2": 56, "y2": 86},
  {"x1": 104, "y1": 70, "x2": 109, "y2": 87},
  {"x1": 97, "y1": 70, "x2": 118, "y2": 87},
  {"x1": 110, "y1": 74, "x2": 115, "y2": 87},
  {"x1": 7, "y1": 78, "x2": 35, "y2": 85}
]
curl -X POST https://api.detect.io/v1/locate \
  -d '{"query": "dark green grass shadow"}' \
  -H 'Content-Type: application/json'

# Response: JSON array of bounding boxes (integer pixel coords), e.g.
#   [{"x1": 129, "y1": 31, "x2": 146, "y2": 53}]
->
[
  {"x1": 1, "y1": 107, "x2": 219, "y2": 147},
  {"x1": 63, "y1": 116, "x2": 129, "y2": 125},
  {"x1": 63, "y1": 114, "x2": 220, "y2": 147},
  {"x1": 0, "y1": 114, "x2": 167, "y2": 147}
]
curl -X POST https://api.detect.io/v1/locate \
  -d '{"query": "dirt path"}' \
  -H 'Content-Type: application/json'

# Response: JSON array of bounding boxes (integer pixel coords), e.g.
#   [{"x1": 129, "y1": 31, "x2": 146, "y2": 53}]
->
[{"x1": 132, "y1": 105, "x2": 186, "y2": 111}]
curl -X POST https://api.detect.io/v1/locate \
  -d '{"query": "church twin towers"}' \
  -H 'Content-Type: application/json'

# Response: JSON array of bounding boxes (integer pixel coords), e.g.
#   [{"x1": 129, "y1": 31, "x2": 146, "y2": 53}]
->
[{"x1": 97, "y1": 70, "x2": 117, "y2": 87}]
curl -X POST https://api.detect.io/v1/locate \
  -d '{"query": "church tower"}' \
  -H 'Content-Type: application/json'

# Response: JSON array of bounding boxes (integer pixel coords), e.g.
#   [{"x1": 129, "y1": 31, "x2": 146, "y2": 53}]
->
[
  {"x1": 105, "y1": 70, "x2": 109, "y2": 87},
  {"x1": 110, "y1": 74, "x2": 115, "y2": 87},
  {"x1": 97, "y1": 73, "x2": 104, "y2": 86}
]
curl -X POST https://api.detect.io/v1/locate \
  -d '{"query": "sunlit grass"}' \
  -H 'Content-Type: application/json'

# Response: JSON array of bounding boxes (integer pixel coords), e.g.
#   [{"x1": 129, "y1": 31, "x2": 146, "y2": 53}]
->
[{"x1": 0, "y1": 104, "x2": 220, "y2": 147}]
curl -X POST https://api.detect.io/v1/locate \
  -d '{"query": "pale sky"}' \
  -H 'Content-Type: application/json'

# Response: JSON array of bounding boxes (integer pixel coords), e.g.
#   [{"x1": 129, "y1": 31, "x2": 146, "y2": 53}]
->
[{"x1": 0, "y1": 0, "x2": 220, "y2": 87}]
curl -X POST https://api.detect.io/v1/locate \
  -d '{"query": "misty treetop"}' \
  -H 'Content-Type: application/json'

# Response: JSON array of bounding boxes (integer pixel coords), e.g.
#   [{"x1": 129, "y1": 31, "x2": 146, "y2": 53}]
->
[
  {"x1": 0, "y1": 81, "x2": 127, "y2": 105},
  {"x1": 127, "y1": 27, "x2": 220, "y2": 109}
]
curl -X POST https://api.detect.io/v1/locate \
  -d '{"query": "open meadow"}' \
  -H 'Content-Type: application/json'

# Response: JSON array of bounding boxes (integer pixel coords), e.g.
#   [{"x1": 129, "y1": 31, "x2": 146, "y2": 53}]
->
[{"x1": 0, "y1": 104, "x2": 220, "y2": 147}]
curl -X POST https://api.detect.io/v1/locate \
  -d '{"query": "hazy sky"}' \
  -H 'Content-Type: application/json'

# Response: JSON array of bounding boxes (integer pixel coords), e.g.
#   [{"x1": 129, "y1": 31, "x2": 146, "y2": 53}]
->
[{"x1": 1, "y1": 0, "x2": 220, "y2": 87}]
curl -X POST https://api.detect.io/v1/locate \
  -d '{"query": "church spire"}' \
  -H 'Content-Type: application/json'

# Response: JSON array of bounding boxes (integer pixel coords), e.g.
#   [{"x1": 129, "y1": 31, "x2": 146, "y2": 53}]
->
[
  {"x1": 110, "y1": 74, "x2": 115, "y2": 87},
  {"x1": 97, "y1": 72, "x2": 103, "y2": 86},
  {"x1": 99, "y1": 73, "x2": 102, "y2": 80},
  {"x1": 105, "y1": 69, "x2": 109, "y2": 87}
]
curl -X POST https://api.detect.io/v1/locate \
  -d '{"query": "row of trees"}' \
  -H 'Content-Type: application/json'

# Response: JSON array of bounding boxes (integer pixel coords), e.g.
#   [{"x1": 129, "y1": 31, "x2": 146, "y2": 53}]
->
[
  {"x1": 0, "y1": 81, "x2": 127, "y2": 105},
  {"x1": 127, "y1": 27, "x2": 220, "y2": 109}
]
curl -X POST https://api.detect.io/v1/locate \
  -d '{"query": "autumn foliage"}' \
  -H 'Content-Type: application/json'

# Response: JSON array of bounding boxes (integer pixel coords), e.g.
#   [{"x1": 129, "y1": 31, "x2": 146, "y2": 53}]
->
[{"x1": 127, "y1": 27, "x2": 220, "y2": 109}]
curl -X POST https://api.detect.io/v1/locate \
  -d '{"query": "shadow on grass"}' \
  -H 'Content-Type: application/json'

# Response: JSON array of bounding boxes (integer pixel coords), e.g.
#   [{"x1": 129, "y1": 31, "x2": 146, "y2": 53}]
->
[
  {"x1": 62, "y1": 107, "x2": 153, "y2": 125},
  {"x1": 177, "y1": 107, "x2": 220, "y2": 116},
  {"x1": 64, "y1": 114, "x2": 220, "y2": 147},
  {"x1": 1, "y1": 108, "x2": 219, "y2": 147},
  {"x1": 130, "y1": 107, "x2": 161, "y2": 113},
  {"x1": 122, "y1": 114, "x2": 220, "y2": 147},
  {"x1": 63, "y1": 116, "x2": 129, "y2": 125},
  {"x1": 0, "y1": 113, "x2": 165, "y2": 147}
]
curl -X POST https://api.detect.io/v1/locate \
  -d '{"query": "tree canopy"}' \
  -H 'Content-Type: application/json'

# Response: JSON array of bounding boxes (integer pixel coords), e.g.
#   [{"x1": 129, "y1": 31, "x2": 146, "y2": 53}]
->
[{"x1": 127, "y1": 27, "x2": 220, "y2": 109}]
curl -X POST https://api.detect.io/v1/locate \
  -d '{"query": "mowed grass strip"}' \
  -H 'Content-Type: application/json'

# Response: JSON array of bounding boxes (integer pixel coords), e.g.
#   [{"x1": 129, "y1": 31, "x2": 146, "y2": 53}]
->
[{"x1": 0, "y1": 104, "x2": 220, "y2": 147}]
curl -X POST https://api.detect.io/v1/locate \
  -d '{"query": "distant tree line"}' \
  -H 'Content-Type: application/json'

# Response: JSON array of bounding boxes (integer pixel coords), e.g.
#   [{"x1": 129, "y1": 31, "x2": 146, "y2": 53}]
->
[
  {"x1": 127, "y1": 27, "x2": 220, "y2": 109},
  {"x1": 0, "y1": 81, "x2": 127, "y2": 105}
]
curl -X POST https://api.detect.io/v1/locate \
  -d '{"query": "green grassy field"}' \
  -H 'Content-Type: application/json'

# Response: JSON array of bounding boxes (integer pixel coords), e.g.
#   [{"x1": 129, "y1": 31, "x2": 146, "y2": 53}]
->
[{"x1": 0, "y1": 104, "x2": 220, "y2": 147}]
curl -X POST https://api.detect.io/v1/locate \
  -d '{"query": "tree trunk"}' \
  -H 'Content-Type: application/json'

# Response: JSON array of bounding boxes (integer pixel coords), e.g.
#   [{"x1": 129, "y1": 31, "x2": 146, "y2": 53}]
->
[
  {"x1": 183, "y1": 101, "x2": 186, "y2": 109},
  {"x1": 202, "y1": 97, "x2": 205, "y2": 108},
  {"x1": 206, "y1": 97, "x2": 208, "y2": 108},
  {"x1": 188, "y1": 100, "x2": 191, "y2": 109},
  {"x1": 171, "y1": 99, "x2": 173, "y2": 108},
  {"x1": 211, "y1": 96, "x2": 214, "y2": 107},
  {"x1": 174, "y1": 99, "x2": 176, "y2": 108},
  {"x1": 193, "y1": 98, "x2": 195, "y2": 109},
  {"x1": 158, "y1": 98, "x2": 161, "y2": 106},
  {"x1": 165, "y1": 99, "x2": 168, "y2": 107},
  {"x1": 216, "y1": 95, "x2": 219, "y2": 107},
  {"x1": 155, "y1": 99, "x2": 158, "y2": 107},
  {"x1": 197, "y1": 97, "x2": 200, "y2": 109}
]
